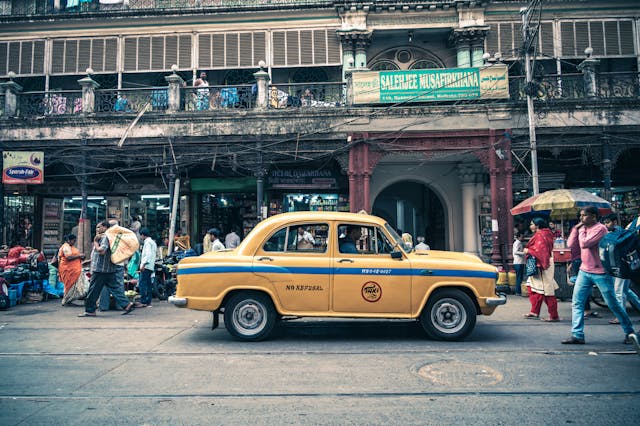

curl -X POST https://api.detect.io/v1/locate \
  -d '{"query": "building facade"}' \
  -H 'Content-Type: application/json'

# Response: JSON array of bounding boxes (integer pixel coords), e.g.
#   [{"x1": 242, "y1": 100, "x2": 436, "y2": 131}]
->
[{"x1": 1, "y1": 0, "x2": 639, "y2": 269}]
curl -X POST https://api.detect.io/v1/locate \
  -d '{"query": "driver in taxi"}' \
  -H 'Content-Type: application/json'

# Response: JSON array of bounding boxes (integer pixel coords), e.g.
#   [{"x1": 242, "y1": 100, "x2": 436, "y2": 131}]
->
[{"x1": 339, "y1": 225, "x2": 361, "y2": 254}]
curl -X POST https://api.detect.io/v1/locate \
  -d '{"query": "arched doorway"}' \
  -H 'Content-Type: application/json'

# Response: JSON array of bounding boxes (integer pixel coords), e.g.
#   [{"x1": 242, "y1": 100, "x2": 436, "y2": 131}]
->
[{"x1": 372, "y1": 181, "x2": 446, "y2": 250}]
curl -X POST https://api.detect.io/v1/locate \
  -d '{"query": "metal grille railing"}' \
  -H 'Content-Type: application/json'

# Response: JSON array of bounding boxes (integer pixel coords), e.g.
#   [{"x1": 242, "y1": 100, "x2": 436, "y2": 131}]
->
[
  {"x1": 18, "y1": 91, "x2": 83, "y2": 117},
  {"x1": 268, "y1": 82, "x2": 346, "y2": 109},
  {"x1": 0, "y1": 0, "x2": 332, "y2": 16},
  {"x1": 183, "y1": 84, "x2": 255, "y2": 111},
  {"x1": 96, "y1": 87, "x2": 168, "y2": 113}
]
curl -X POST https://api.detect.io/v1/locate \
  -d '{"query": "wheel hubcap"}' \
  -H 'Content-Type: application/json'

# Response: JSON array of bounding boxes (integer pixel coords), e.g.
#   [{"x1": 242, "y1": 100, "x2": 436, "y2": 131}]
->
[
  {"x1": 234, "y1": 300, "x2": 265, "y2": 333},
  {"x1": 432, "y1": 298, "x2": 466, "y2": 333}
]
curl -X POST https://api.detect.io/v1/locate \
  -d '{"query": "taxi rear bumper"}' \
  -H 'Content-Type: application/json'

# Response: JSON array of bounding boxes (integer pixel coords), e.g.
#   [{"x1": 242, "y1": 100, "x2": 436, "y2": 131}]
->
[
  {"x1": 168, "y1": 295, "x2": 187, "y2": 307},
  {"x1": 485, "y1": 293, "x2": 508, "y2": 306}
]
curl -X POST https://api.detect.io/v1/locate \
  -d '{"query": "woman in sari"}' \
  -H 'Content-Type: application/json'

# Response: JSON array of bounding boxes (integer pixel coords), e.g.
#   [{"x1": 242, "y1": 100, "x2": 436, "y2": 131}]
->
[
  {"x1": 59, "y1": 234, "x2": 86, "y2": 306},
  {"x1": 522, "y1": 217, "x2": 560, "y2": 321}
]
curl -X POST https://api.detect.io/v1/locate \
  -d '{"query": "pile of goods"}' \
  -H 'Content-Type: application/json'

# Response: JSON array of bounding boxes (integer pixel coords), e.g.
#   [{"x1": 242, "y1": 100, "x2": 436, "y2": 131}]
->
[{"x1": 0, "y1": 245, "x2": 53, "y2": 308}]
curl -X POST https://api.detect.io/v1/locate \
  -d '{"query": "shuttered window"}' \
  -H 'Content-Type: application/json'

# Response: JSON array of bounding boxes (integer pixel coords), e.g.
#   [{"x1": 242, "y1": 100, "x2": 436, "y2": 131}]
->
[
  {"x1": 51, "y1": 37, "x2": 118, "y2": 75},
  {"x1": 0, "y1": 40, "x2": 45, "y2": 76},
  {"x1": 485, "y1": 22, "x2": 553, "y2": 59},
  {"x1": 123, "y1": 34, "x2": 191, "y2": 72},
  {"x1": 560, "y1": 19, "x2": 635, "y2": 57},
  {"x1": 198, "y1": 31, "x2": 267, "y2": 69},
  {"x1": 272, "y1": 29, "x2": 341, "y2": 67}
]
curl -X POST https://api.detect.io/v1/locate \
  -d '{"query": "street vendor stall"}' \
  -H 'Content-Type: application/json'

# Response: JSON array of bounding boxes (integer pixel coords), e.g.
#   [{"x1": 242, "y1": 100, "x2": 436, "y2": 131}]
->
[{"x1": 511, "y1": 189, "x2": 612, "y2": 300}]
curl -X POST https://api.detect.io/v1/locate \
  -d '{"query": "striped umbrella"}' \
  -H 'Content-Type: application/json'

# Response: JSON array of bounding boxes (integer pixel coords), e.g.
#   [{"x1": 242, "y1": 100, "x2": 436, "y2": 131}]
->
[{"x1": 511, "y1": 189, "x2": 612, "y2": 219}]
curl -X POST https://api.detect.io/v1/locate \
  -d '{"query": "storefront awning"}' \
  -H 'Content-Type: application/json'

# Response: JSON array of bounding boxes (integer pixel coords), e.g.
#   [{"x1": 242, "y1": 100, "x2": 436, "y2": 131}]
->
[{"x1": 190, "y1": 177, "x2": 257, "y2": 193}]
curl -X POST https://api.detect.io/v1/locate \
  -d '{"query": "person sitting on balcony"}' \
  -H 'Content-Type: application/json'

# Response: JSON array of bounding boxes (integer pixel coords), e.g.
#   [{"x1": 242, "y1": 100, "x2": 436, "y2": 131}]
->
[{"x1": 300, "y1": 88, "x2": 314, "y2": 107}]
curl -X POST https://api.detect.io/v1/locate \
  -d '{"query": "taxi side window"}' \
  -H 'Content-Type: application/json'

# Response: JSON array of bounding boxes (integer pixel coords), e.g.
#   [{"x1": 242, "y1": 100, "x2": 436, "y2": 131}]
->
[
  {"x1": 338, "y1": 225, "x2": 394, "y2": 255},
  {"x1": 263, "y1": 224, "x2": 329, "y2": 253}
]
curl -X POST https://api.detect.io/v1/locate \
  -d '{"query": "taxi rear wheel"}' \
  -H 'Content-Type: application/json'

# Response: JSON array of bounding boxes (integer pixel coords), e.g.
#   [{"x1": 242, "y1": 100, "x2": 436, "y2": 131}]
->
[
  {"x1": 224, "y1": 292, "x2": 276, "y2": 341},
  {"x1": 420, "y1": 289, "x2": 476, "y2": 341}
]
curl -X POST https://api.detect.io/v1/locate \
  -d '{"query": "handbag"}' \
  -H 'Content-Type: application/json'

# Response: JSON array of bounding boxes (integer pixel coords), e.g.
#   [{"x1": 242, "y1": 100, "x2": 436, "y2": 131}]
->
[
  {"x1": 525, "y1": 255, "x2": 538, "y2": 277},
  {"x1": 50, "y1": 250, "x2": 59, "y2": 269}
]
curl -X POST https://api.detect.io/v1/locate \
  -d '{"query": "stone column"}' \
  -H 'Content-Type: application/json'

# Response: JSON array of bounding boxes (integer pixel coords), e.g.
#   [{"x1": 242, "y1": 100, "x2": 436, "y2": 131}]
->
[
  {"x1": 77, "y1": 74, "x2": 100, "y2": 115},
  {"x1": 354, "y1": 35, "x2": 372, "y2": 69},
  {"x1": 165, "y1": 69, "x2": 185, "y2": 113},
  {"x1": 337, "y1": 31, "x2": 372, "y2": 80},
  {"x1": 253, "y1": 63, "x2": 270, "y2": 110},
  {"x1": 458, "y1": 164, "x2": 480, "y2": 254},
  {"x1": 578, "y1": 47, "x2": 600, "y2": 99},
  {"x1": 1, "y1": 77, "x2": 23, "y2": 117},
  {"x1": 450, "y1": 27, "x2": 489, "y2": 68}
]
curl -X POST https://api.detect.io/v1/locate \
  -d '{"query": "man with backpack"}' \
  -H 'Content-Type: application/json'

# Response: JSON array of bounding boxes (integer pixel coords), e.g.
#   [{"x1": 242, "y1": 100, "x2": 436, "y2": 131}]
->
[
  {"x1": 602, "y1": 214, "x2": 640, "y2": 324},
  {"x1": 562, "y1": 206, "x2": 637, "y2": 345}
]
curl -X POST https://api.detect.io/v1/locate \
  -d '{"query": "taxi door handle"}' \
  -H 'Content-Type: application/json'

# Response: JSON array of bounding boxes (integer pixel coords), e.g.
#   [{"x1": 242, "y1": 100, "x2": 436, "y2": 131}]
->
[
  {"x1": 421, "y1": 270, "x2": 433, "y2": 275},
  {"x1": 257, "y1": 257, "x2": 273, "y2": 262},
  {"x1": 338, "y1": 258, "x2": 354, "y2": 263}
]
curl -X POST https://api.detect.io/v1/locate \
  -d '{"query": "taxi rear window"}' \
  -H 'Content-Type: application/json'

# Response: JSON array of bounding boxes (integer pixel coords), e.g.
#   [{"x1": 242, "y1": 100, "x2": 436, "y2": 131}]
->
[{"x1": 263, "y1": 223, "x2": 328, "y2": 253}]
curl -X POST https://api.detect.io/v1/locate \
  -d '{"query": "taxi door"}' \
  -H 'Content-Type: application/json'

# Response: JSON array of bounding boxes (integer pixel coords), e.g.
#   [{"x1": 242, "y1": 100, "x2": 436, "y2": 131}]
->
[
  {"x1": 331, "y1": 224, "x2": 412, "y2": 315},
  {"x1": 253, "y1": 223, "x2": 331, "y2": 313}
]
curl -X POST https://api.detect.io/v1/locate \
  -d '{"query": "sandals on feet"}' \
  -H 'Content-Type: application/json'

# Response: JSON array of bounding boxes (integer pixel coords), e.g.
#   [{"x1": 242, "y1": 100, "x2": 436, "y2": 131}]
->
[
  {"x1": 78, "y1": 312, "x2": 96, "y2": 317},
  {"x1": 523, "y1": 313, "x2": 539, "y2": 319},
  {"x1": 121, "y1": 303, "x2": 135, "y2": 315},
  {"x1": 542, "y1": 317, "x2": 560, "y2": 322}
]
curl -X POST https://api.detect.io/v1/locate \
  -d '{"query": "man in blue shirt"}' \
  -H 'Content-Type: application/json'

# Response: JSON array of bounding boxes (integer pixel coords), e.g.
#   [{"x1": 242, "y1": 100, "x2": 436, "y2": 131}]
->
[{"x1": 339, "y1": 225, "x2": 361, "y2": 254}]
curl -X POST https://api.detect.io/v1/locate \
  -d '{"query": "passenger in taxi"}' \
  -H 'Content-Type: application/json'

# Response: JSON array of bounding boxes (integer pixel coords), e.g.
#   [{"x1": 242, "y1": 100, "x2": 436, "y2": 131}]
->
[
  {"x1": 295, "y1": 227, "x2": 315, "y2": 250},
  {"x1": 339, "y1": 225, "x2": 361, "y2": 254}
]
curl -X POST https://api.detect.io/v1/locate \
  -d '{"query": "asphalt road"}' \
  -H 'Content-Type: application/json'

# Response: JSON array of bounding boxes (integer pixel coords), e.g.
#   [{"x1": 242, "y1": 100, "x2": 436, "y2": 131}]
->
[{"x1": 1, "y1": 295, "x2": 639, "y2": 425}]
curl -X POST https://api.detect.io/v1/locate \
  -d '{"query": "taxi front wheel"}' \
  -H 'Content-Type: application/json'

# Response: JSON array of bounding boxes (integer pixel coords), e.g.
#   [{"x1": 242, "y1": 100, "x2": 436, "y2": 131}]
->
[
  {"x1": 420, "y1": 289, "x2": 476, "y2": 341},
  {"x1": 224, "y1": 291, "x2": 276, "y2": 341}
]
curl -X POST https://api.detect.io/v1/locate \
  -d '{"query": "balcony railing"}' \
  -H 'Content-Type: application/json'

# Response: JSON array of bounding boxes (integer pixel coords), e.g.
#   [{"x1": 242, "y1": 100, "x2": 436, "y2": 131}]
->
[
  {"x1": 183, "y1": 84, "x2": 255, "y2": 111},
  {"x1": 18, "y1": 90, "x2": 83, "y2": 117},
  {"x1": 509, "y1": 72, "x2": 640, "y2": 102},
  {"x1": 0, "y1": 0, "x2": 333, "y2": 17},
  {"x1": 4, "y1": 73, "x2": 639, "y2": 118},
  {"x1": 96, "y1": 87, "x2": 168, "y2": 113},
  {"x1": 268, "y1": 82, "x2": 346, "y2": 109}
]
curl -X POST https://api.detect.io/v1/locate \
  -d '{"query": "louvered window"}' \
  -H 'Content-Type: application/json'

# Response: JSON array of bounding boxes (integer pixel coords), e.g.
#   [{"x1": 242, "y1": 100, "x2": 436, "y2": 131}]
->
[
  {"x1": 123, "y1": 34, "x2": 191, "y2": 72},
  {"x1": 0, "y1": 40, "x2": 45, "y2": 76},
  {"x1": 560, "y1": 20, "x2": 635, "y2": 57},
  {"x1": 485, "y1": 21, "x2": 553, "y2": 59},
  {"x1": 272, "y1": 29, "x2": 341, "y2": 67},
  {"x1": 51, "y1": 37, "x2": 118, "y2": 75},
  {"x1": 198, "y1": 31, "x2": 267, "y2": 69}
]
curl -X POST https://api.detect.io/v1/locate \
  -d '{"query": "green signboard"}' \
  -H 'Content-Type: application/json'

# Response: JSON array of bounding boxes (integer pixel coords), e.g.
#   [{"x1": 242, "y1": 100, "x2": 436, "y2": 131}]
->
[{"x1": 352, "y1": 65, "x2": 509, "y2": 104}]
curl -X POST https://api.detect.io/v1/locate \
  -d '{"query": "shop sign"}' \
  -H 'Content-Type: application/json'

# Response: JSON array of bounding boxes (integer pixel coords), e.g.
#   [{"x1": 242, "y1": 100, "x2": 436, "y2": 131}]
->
[
  {"x1": 2, "y1": 151, "x2": 44, "y2": 185},
  {"x1": 268, "y1": 169, "x2": 338, "y2": 189},
  {"x1": 352, "y1": 65, "x2": 509, "y2": 104}
]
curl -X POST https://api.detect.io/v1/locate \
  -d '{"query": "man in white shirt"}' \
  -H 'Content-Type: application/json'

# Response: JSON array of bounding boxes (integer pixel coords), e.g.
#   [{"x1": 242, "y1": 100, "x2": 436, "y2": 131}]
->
[
  {"x1": 136, "y1": 228, "x2": 157, "y2": 308},
  {"x1": 296, "y1": 227, "x2": 315, "y2": 250},
  {"x1": 225, "y1": 229, "x2": 241, "y2": 249},
  {"x1": 208, "y1": 228, "x2": 226, "y2": 252},
  {"x1": 414, "y1": 236, "x2": 430, "y2": 251}
]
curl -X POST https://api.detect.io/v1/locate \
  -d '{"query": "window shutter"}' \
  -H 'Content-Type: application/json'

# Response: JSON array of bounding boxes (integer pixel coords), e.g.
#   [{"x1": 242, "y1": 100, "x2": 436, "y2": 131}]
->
[
  {"x1": 19, "y1": 42, "x2": 32, "y2": 75},
  {"x1": 286, "y1": 31, "x2": 299, "y2": 65},
  {"x1": 104, "y1": 38, "x2": 117, "y2": 72},
  {"x1": 485, "y1": 25, "x2": 499, "y2": 57},
  {"x1": 78, "y1": 39, "x2": 91, "y2": 73},
  {"x1": 165, "y1": 35, "x2": 177, "y2": 69},
  {"x1": 574, "y1": 21, "x2": 589, "y2": 55},
  {"x1": 313, "y1": 30, "x2": 326, "y2": 64},
  {"x1": 560, "y1": 21, "x2": 575, "y2": 56},
  {"x1": 151, "y1": 36, "x2": 164, "y2": 70},
  {"x1": 499, "y1": 23, "x2": 513, "y2": 57},
  {"x1": 539, "y1": 22, "x2": 553, "y2": 57},
  {"x1": 199, "y1": 34, "x2": 211, "y2": 68},
  {"x1": 253, "y1": 32, "x2": 266, "y2": 66},
  {"x1": 91, "y1": 39, "x2": 104, "y2": 72},
  {"x1": 604, "y1": 21, "x2": 619, "y2": 56},
  {"x1": 0, "y1": 43, "x2": 6, "y2": 75},
  {"x1": 619, "y1": 20, "x2": 634, "y2": 55},
  {"x1": 273, "y1": 31, "x2": 286, "y2": 66},
  {"x1": 300, "y1": 30, "x2": 313, "y2": 65},
  {"x1": 327, "y1": 31, "x2": 341, "y2": 63},
  {"x1": 64, "y1": 40, "x2": 78, "y2": 74},
  {"x1": 239, "y1": 32, "x2": 252, "y2": 67},
  {"x1": 138, "y1": 37, "x2": 151, "y2": 70},
  {"x1": 211, "y1": 34, "x2": 225, "y2": 68},
  {"x1": 226, "y1": 33, "x2": 239, "y2": 67},
  {"x1": 589, "y1": 21, "x2": 605, "y2": 56},
  {"x1": 178, "y1": 35, "x2": 191, "y2": 69}
]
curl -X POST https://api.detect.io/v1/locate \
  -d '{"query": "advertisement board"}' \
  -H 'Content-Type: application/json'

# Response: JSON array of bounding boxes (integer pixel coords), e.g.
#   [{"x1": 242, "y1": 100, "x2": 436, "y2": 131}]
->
[
  {"x1": 352, "y1": 65, "x2": 509, "y2": 104},
  {"x1": 2, "y1": 151, "x2": 44, "y2": 184}
]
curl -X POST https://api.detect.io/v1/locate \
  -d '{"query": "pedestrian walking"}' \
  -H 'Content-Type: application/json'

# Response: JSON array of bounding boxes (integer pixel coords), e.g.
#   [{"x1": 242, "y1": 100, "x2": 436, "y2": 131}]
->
[
  {"x1": 78, "y1": 221, "x2": 134, "y2": 317},
  {"x1": 135, "y1": 228, "x2": 157, "y2": 308},
  {"x1": 562, "y1": 206, "x2": 637, "y2": 345},
  {"x1": 512, "y1": 232, "x2": 525, "y2": 296}
]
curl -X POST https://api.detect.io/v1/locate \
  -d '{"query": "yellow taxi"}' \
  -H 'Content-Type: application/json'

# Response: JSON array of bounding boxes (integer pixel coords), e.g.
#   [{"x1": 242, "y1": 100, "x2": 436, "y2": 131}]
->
[{"x1": 169, "y1": 212, "x2": 506, "y2": 341}]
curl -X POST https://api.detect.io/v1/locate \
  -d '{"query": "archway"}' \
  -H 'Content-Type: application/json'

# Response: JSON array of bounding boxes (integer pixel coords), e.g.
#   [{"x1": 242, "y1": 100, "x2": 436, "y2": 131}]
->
[{"x1": 372, "y1": 181, "x2": 446, "y2": 250}]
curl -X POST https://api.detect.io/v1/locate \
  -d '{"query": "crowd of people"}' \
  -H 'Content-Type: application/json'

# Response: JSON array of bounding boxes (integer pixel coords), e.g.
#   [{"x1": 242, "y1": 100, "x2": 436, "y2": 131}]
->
[{"x1": 518, "y1": 206, "x2": 640, "y2": 349}]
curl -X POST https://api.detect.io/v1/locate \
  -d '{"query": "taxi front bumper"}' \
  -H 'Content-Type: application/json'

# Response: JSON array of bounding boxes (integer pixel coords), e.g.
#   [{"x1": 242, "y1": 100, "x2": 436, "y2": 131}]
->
[
  {"x1": 168, "y1": 295, "x2": 187, "y2": 306},
  {"x1": 485, "y1": 293, "x2": 508, "y2": 306}
]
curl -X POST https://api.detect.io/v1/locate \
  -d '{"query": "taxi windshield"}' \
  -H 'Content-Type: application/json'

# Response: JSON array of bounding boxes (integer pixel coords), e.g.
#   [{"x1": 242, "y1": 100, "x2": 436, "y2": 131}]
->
[{"x1": 384, "y1": 224, "x2": 409, "y2": 252}]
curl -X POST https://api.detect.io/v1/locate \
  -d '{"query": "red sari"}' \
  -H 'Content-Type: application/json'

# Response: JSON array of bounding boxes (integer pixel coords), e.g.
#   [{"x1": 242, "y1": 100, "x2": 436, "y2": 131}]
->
[
  {"x1": 525, "y1": 228, "x2": 559, "y2": 320},
  {"x1": 58, "y1": 242, "x2": 82, "y2": 294}
]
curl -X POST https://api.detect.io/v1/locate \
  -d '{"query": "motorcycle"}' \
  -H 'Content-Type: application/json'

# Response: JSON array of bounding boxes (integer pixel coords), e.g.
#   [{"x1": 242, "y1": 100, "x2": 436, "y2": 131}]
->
[{"x1": 153, "y1": 253, "x2": 179, "y2": 301}]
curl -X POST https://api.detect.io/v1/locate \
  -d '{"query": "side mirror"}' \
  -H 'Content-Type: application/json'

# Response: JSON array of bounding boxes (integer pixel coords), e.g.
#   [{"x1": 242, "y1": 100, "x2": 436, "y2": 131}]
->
[{"x1": 390, "y1": 251, "x2": 403, "y2": 259}]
